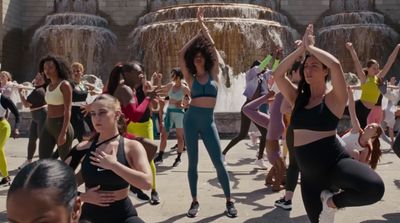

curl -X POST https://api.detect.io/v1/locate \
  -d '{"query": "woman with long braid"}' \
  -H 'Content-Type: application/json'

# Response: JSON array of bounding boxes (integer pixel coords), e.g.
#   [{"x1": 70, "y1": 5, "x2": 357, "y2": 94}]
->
[
  {"x1": 179, "y1": 7, "x2": 237, "y2": 218},
  {"x1": 274, "y1": 25, "x2": 384, "y2": 223}
]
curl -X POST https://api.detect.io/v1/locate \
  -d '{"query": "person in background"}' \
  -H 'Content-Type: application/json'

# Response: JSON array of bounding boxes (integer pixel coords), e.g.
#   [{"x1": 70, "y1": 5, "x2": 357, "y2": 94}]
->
[{"x1": 18, "y1": 72, "x2": 48, "y2": 169}]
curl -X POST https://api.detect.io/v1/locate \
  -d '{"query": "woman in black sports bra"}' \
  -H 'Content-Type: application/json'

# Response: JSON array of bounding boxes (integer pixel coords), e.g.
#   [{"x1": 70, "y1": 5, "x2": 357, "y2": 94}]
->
[
  {"x1": 273, "y1": 25, "x2": 384, "y2": 223},
  {"x1": 66, "y1": 94, "x2": 152, "y2": 223}
]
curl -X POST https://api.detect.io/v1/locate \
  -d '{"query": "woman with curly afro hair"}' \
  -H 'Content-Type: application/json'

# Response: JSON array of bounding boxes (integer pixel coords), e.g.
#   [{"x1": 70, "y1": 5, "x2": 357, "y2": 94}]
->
[{"x1": 178, "y1": 7, "x2": 237, "y2": 218}]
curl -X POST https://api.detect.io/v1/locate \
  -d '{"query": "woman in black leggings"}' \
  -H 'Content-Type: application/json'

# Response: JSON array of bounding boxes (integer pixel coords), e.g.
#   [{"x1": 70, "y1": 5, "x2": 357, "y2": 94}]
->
[{"x1": 274, "y1": 25, "x2": 384, "y2": 223}]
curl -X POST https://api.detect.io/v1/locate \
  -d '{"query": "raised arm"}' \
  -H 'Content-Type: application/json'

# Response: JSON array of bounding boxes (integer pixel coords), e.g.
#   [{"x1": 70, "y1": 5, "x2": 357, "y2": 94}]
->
[
  {"x1": 347, "y1": 87, "x2": 362, "y2": 133},
  {"x1": 305, "y1": 25, "x2": 347, "y2": 116},
  {"x1": 179, "y1": 33, "x2": 201, "y2": 87},
  {"x1": 272, "y1": 41, "x2": 304, "y2": 107},
  {"x1": 345, "y1": 42, "x2": 367, "y2": 84},
  {"x1": 377, "y1": 44, "x2": 400, "y2": 79},
  {"x1": 197, "y1": 7, "x2": 220, "y2": 82}
]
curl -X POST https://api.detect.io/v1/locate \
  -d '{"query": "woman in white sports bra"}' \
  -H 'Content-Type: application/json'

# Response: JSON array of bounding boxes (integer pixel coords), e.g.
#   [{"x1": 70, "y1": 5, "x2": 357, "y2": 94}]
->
[
  {"x1": 342, "y1": 86, "x2": 382, "y2": 169},
  {"x1": 38, "y1": 55, "x2": 74, "y2": 161}
]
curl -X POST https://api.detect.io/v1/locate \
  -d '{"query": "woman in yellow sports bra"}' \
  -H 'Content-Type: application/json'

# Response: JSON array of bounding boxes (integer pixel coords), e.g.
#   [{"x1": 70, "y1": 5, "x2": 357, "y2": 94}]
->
[
  {"x1": 345, "y1": 42, "x2": 400, "y2": 128},
  {"x1": 38, "y1": 55, "x2": 74, "y2": 160}
]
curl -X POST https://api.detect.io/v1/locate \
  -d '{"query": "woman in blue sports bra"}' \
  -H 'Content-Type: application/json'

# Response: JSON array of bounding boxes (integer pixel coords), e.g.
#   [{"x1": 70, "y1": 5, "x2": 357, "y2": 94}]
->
[
  {"x1": 274, "y1": 25, "x2": 384, "y2": 223},
  {"x1": 178, "y1": 7, "x2": 237, "y2": 218},
  {"x1": 155, "y1": 68, "x2": 190, "y2": 167}
]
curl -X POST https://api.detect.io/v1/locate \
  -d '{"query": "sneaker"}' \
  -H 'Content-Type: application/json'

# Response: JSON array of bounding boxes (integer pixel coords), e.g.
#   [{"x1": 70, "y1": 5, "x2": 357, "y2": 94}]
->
[
  {"x1": 154, "y1": 155, "x2": 163, "y2": 164},
  {"x1": 187, "y1": 201, "x2": 200, "y2": 218},
  {"x1": 222, "y1": 154, "x2": 227, "y2": 165},
  {"x1": 225, "y1": 201, "x2": 238, "y2": 218},
  {"x1": 274, "y1": 197, "x2": 292, "y2": 211},
  {"x1": 249, "y1": 132, "x2": 258, "y2": 146},
  {"x1": 255, "y1": 158, "x2": 268, "y2": 169},
  {"x1": 150, "y1": 190, "x2": 160, "y2": 205},
  {"x1": 319, "y1": 190, "x2": 336, "y2": 223},
  {"x1": 130, "y1": 187, "x2": 150, "y2": 201},
  {"x1": 0, "y1": 176, "x2": 11, "y2": 186},
  {"x1": 172, "y1": 157, "x2": 181, "y2": 167},
  {"x1": 170, "y1": 144, "x2": 178, "y2": 150},
  {"x1": 18, "y1": 160, "x2": 31, "y2": 170}
]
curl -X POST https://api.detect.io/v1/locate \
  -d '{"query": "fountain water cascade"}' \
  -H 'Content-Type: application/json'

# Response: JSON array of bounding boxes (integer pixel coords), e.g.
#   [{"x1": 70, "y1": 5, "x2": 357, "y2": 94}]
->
[
  {"x1": 316, "y1": 0, "x2": 400, "y2": 75},
  {"x1": 130, "y1": 3, "x2": 299, "y2": 112},
  {"x1": 31, "y1": 0, "x2": 116, "y2": 80}
]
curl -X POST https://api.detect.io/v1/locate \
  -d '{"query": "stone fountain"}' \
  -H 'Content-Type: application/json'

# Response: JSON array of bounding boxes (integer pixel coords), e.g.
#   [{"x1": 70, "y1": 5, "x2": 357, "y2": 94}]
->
[
  {"x1": 31, "y1": 0, "x2": 116, "y2": 80},
  {"x1": 316, "y1": 0, "x2": 400, "y2": 75},
  {"x1": 129, "y1": 2, "x2": 299, "y2": 115}
]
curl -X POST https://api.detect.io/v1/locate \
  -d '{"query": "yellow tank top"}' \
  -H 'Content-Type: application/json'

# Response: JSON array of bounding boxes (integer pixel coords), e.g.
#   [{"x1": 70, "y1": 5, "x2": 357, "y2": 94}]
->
[
  {"x1": 360, "y1": 76, "x2": 380, "y2": 104},
  {"x1": 45, "y1": 81, "x2": 65, "y2": 105}
]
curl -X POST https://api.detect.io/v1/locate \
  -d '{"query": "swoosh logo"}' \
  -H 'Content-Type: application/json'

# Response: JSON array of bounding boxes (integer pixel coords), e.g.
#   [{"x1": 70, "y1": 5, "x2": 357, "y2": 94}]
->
[{"x1": 97, "y1": 168, "x2": 106, "y2": 172}]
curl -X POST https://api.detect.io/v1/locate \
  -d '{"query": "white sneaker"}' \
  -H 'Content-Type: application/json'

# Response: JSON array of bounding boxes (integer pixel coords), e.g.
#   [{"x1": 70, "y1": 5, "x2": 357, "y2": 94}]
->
[
  {"x1": 18, "y1": 160, "x2": 32, "y2": 170},
  {"x1": 255, "y1": 158, "x2": 268, "y2": 169},
  {"x1": 222, "y1": 154, "x2": 227, "y2": 165},
  {"x1": 319, "y1": 190, "x2": 337, "y2": 223},
  {"x1": 249, "y1": 132, "x2": 258, "y2": 146}
]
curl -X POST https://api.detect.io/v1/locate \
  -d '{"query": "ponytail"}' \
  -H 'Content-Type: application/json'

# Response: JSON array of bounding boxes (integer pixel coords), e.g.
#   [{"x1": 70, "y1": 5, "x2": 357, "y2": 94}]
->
[{"x1": 369, "y1": 127, "x2": 383, "y2": 169}]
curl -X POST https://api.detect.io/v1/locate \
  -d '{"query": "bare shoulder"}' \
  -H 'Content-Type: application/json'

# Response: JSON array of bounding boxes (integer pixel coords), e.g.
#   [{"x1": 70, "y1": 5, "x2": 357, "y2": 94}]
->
[
  {"x1": 75, "y1": 141, "x2": 92, "y2": 151},
  {"x1": 124, "y1": 138, "x2": 145, "y2": 153}
]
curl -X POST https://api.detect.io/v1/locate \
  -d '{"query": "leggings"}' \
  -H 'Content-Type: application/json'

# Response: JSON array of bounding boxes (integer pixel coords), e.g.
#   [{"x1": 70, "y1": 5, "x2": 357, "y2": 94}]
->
[
  {"x1": 81, "y1": 197, "x2": 144, "y2": 223},
  {"x1": 393, "y1": 130, "x2": 400, "y2": 158},
  {"x1": 295, "y1": 135, "x2": 384, "y2": 223},
  {"x1": 127, "y1": 120, "x2": 157, "y2": 191},
  {"x1": 355, "y1": 100, "x2": 371, "y2": 129},
  {"x1": 184, "y1": 105, "x2": 231, "y2": 198},
  {"x1": 0, "y1": 119, "x2": 10, "y2": 177},
  {"x1": 71, "y1": 106, "x2": 92, "y2": 142},
  {"x1": 223, "y1": 99, "x2": 267, "y2": 159},
  {"x1": 27, "y1": 108, "x2": 47, "y2": 160},
  {"x1": 38, "y1": 117, "x2": 74, "y2": 161},
  {"x1": 285, "y1": 124, "x2": 299, "y2": 192}
]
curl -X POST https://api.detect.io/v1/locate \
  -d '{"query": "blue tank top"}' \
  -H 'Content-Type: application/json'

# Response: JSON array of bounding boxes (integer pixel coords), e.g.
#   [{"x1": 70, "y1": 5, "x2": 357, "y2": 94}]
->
[
  {"x1": 81, "y1": 136, "x2": 130, "y2": 190},
  {"x1": 291, "y1": 98, "x2": 339, "y2": 131},
  {"x1": 191, "y1": 75, "x2": 218, "y2": 99}
]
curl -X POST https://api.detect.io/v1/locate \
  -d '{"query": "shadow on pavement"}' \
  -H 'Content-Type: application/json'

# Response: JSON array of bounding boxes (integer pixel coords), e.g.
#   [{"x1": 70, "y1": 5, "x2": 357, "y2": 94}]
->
[{"x1": 243, "y1": 207, "x2": 309, "y2": 223}]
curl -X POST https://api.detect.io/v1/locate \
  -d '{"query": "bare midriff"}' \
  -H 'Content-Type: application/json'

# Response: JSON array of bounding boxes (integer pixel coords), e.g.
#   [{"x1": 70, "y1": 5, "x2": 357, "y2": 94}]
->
[
  {"x1": 85, "y1": 187, "x2": 129, "y2": 201},
  {"x1": 47, "y1": 104, "x2": 65, "y2": 118},
  {"x1": 293, "y1": 129, "x2": 337, "y2": 147},
  {"x1": 190, "y1": 97, "x2": 216, "y2": 108}
]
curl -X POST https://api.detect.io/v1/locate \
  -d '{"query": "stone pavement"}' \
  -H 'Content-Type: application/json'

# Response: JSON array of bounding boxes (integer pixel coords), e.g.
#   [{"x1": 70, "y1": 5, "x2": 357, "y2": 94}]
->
[{"x1": 0, "y1": 138, "x2": 399, "y2": 223}]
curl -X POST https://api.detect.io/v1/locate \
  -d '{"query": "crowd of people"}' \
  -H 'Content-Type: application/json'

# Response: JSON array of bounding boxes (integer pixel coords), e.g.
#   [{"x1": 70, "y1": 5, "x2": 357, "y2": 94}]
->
[{"x1": 2, "y1": 7, "x2": 400, "y2": 223}]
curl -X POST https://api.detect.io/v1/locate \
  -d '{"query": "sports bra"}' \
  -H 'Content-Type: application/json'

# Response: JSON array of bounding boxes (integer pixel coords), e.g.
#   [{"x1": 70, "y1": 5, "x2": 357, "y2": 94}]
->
[
  {"x1": 71, "y1": 81, "x2": 88, "y2": 102},
  {"x1": 291, "y1": 98, "x2": 339, "y2": 131},
  {"x1": 45, "y1": 81, "x2": 65, "y2": 105},
  {"x1": 191, "y1": 75, "x2": 218, "y2": 99},
  {"x1": 68, "y1": 135, "x2": 130, "y2": 191},
  {"x1": 168, "y1": 86, "x2": 184, "y2": 108},
  {"x1": 341, "y1": 131, "x2": 368, "y2": 152},
  {"x1": 360, "y1": 76, "x2": 380, "y2": 104}
]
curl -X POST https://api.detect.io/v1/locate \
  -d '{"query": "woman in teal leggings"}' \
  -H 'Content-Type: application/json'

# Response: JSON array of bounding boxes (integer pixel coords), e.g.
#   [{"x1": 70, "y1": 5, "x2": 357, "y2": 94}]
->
[{"x1": 179, "y1": 7, "x2": 237, "y2": 218}]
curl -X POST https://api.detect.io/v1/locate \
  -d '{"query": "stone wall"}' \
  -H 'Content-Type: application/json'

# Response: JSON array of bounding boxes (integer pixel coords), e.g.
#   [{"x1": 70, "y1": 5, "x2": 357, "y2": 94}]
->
[
  {"x1": 281, "y1": 0, "x2": 330, "y2": 27},
  {"x1": 376, "y1": 0, "x2": 400, "y2": 26}
]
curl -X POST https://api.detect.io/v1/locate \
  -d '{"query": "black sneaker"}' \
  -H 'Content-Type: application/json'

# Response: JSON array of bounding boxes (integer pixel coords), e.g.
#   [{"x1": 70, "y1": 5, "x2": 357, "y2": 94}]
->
[
  {"x1": 0, "y1": 176, "x2": 11, "y2": 186},
  {"x1": 150, "y1": 190, "x2": 160, "y2": 205},
  {"x1": 130, "y1": 187, "x2": 150, "y2": 201},
  {"x1": 274, "y1": 198, "x2": 292, "y2": 211},
  {"x1": 225, "y1": 201, "x2": 238, "y2": 218},
  {"x1": 187, "y1": 201, "x2": 200, "y2": 218},
  {"x1": 170, "y1": 144, "x2": 178, "y2": 150},
  {"x1": 172, "y1": 158, "x2": 181, "y2": 167},
  {"x1": 154, "y1": 155, "x2": 163, "y2": 164}
]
